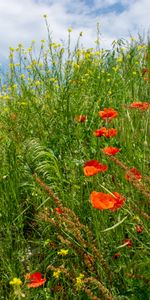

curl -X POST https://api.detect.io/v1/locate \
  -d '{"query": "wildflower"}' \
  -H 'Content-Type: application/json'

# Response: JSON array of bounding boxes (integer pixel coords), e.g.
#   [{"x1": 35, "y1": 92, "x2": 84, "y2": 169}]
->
[
  {"x1": 144, "y1": 77, "x2": 149, "y2": 81},
  {"x1": 90, "y1": 191, "x2": 125, "y2": 211},
  {"x1": 76, "y1": 273, "x2": 84, "y2": 287},
  {"x1": 103, "y1": 146, "x2": 120, "y2": 156},
  {"x1": 99, "y1": 108, "x2": 118, "y2": 121},
  {"x1": 125, "y1": 167, "x2": 142, "y2": 181},
  {"x1": 9, "y1": 278, "x2": 22, "y2": 286},
  {"x1": 130, "y1": 37, "x2": 135, "y2": 41},
  {"x1": 68, "y1": 27, "x2": 72, "y2": 33},
  {"x1": 74, "y1": 115, "x2": 87, "y2": 122},
  {"x1": 57, "y1": 249, "x2": 69, "y2": 256},
  {"x1": 94, "y1": 127, "x2": 117, "y2": 138},
  {"x1": 53, "y1": 270, "x2": 61, "y2": 279},
  {"x1": 117, "y1": 57, "x2": 123, "y2": 63},
  {"x1": 135, "y1": 225, "x2": 143, "y2": 233},
  {"x1": 84, "y1": 160, "x2": 108, "y2": 176},
  {"x1": 141, "y1": 67, "x2": 149, "y2": 75},
  {"x1": 105, "y1": 128, "x2": 117, "y2": 138},
  {"x1": 25, "y1": 272, "x2": 46, "y2": 288},
  {"x1": 122, "y1": 239, "x2": 132, "y2": 248},
  {"x1": 129, "y1": 101, "x2": 150, "y2": 110},
  {"x1": 55, "y1": 207, "x2": 64, "y2": 214},
  {"x1": 112, "y1": 252, "x2": 121, "y2": 259},
  {"x1": 93, "y1": 127, "x2": 107, "y2": 137}
]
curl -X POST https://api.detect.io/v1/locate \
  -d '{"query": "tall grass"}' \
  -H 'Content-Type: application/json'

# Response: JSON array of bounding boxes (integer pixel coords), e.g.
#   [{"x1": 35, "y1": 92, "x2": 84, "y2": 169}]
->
[{"x1": 0, "y1": 22, "x2": 150, "y2": 299}]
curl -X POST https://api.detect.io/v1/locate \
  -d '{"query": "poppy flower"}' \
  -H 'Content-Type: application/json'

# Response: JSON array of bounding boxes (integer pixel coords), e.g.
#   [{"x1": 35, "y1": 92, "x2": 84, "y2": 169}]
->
[
  {"x1": 55, "y1": 207, "x2": 64, "y2": 214},
  {"x1": 93, "y1": 127, "x2": 107, "y2": 137},
  {"x1": 84, "y1": 160, "x2": 108, "y2": 176},
  {"x1": 135, "y1": 224, "x2": 143, "y2": 233},
  {"x1": 112, "y1": 252, "x2": 121, "y2": 259},
  {"x1": 99, "y1": 108, "x2": 118, "y2": 121},
  {"x1": 93, "y1": 127, "x2": 117, "y2": 138},
  {"x1": 141, "y1": 67, "x2": 149, "y2": 75},
  {"x1": 125, "y1": 167, "x2": 142, "y2": 181},
  {"x1": 26, "y1": 272, "x2": 46, "y2": 288},
  {"x1": 103, "y1": 146, "x2": 120, "y2": 156},
  {"x1": 105, "y1": 128, "x2": 117, "y2": 138},
  {"x1": 90, "y1": 191, "x2": 125, "y2": 211},
  {"x1": 74, "y1": 115, "x2": 87, "y2": 122},
  {"x1": 129, "y1": 101, "x2": 150, "y2": 110},
  {"x1": 122, "y1": 239, "x2": 132, "y2": 248}
]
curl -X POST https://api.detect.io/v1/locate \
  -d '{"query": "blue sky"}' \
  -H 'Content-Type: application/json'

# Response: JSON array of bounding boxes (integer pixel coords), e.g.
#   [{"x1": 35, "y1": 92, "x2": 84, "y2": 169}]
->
[{"x1": 0, "y1": 0, "x2": 149, "y2": 65}]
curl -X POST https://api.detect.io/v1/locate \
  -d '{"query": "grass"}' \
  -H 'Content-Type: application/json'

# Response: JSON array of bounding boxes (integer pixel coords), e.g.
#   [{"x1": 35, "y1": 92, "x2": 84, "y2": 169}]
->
[{"x1": 0, "y1": 22, "x2": 150, "y2": 299}]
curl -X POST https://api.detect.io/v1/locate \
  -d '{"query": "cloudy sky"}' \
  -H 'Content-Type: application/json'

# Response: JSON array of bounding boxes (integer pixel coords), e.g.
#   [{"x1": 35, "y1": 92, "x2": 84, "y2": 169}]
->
[{"x1": 0, "y1": 0, "x2": 150, "y2": 64}]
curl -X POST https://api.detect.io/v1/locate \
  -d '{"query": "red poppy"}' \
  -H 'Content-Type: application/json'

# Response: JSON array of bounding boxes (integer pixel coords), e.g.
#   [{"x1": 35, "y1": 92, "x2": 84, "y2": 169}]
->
[
  {"x1": 129, "y1": 101, "x2": 150, "y2": 110},
  {"x1": 141, "y1": 67, "x2": 149, "y2": 75},
  {"x1": 26, "y1": 272, "x2": 46, "y2": 288},
  {"x1": 84, "y1": 160, "x2": 108, "y2": 176},
  {"x1": 111, "y1": 192, "x2": 126, "y2": 211},
  {"x1": 74, "y1": 115, "x2": 87, "y2": 122},
  {"x1": 105, "y1": 128, "x2": 117, "y2": 138},
  {"x1": 93, "y1": 127, "x2": 107, "y2": 137},
  {"x1": 135, "y1": 224, "x2": 143, "y2": 233},
  {"x1": 103, "y1": 146, "x2": 120, "y2": 156},
  {"x1": 55, "y1": 207, "x2": 64, "y2": 214},
  {"x1": 113, "y1": 252, "x2": 121, "y2": 259},
  {"x1": 99, "y1": 108, "x2": 118, "y2": 121},
  {"x1": 125, "y1": 167, "x2": 142, "y2": 181},
  {"x1": 93, "y1": 127, "x2": 117, "y2": 138},
  {"x1": 90, "y1": 191, "x2": 125, "y2": 211},
  {"x1": 122, "y1": 239, "x2": 132, "y2": 248}
]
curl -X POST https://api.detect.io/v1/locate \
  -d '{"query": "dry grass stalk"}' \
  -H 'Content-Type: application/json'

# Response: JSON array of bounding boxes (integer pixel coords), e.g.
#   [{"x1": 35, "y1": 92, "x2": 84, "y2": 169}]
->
[
  {"x1": 33, "y1": 174, "x2": 113, "y2": 289},
  {"x1": 84, "y1": 277, "x2": 114, "y2": 300}
]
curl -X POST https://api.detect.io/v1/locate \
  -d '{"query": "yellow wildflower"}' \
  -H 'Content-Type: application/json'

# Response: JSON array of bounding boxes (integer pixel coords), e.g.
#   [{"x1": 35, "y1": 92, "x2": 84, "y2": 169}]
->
[
  {"x1": 117, "y1": 57, "x2": 123, "y2": 63},
  {"x1": 9, "y1": 278, "x2": 22, "y2": 286},
  {"x1": 68, "y1": 27, "x2": 72, "y2": 33},
  {"x1": 76, "y1": 273, "x2": 84, "y2": 287},
  {"x1": 57, "y1": 249, "x2": 69, "y2": 256},
  {"x1": 53, "y1": 270, "x2": 61, "y2": 279}
]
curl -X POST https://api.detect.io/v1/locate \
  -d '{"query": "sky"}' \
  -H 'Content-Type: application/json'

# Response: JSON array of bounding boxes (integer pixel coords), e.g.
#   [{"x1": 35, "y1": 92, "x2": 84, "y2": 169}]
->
[{"x1": 0, "y1": 0, "x2": 150, "y2": 65}]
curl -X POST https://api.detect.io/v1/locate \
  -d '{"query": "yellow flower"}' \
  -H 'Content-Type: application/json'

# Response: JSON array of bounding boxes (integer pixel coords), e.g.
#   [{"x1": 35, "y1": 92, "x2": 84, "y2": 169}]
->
[
  {"x1": 35, "y1": 80, "x2": 41, "y2": 86},
  {"x1": 76, "y1": 273, "x2": 84, "y2": 287},
  {"x1": 53, "y1": 270, "x2": 61, "y2": 279},
  {"x1": 20, "y1": 74, "x2": 25, "y2": 79},
  {"x1": 27, "y1": 47, "x2": 32, "y2": 53},
  {"x1": 57, "y1": 249, "x2": 69, "y2": 256},
  {"x1": 9, "y1": 47, "x2": 15, "y2": 52},
  {"x1": 117, "y1": 57, "x2": 123, "y2": 63},
  {"x1": 133, "y1": 215, "x2": 140, "y2": 221},
  {"x1": 9, "y1": 278, "x2": 22, "y2": 286},
  {"x1": 68, "y1": 27, "x2": 72, "y2": 33}
]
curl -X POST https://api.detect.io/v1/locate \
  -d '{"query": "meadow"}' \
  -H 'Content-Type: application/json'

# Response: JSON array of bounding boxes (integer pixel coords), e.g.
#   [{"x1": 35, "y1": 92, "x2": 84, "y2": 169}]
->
[{"x1": 0, "y1": 20, "x2": 150, "y2": 299}]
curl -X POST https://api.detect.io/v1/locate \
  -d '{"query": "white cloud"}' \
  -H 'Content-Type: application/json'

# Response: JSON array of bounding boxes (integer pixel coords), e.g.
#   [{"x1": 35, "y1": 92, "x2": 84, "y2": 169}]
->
[{"x1": 0, "y1": 0, "x2": 150, "y2": 63}]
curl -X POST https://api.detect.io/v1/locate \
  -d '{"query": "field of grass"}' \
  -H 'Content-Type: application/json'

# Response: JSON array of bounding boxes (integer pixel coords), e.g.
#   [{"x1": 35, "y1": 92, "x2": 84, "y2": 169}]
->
[{"x1": 0, "y1": 22, "x2": 150, "y2": 299}]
